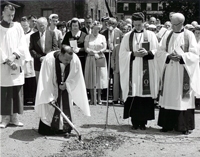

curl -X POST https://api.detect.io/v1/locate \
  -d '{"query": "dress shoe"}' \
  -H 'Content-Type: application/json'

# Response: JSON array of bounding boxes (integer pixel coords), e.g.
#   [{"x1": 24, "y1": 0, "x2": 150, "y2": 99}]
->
[
  {"x1": 97, "y1": 100, "x2": 102, "y2": 105},
  {"x1": 0, "y1": 115, "x2": 10, "y2": 128},
  {"x1": 182, "y1": 130, "x2": 192, "y2": 135},
  {"x1": 160, "y1": 128, "x2": 173, "y2": 132},
  {"x1": 10, "y1": 114, "x2": 23, "y2": 127},
  {"x1": 131, "y1": 125, "x2": 139, "y2": 130},
  {"x1": 139, "y1": 125, "x2": 146, "y2": 130},
  {"x1": 113, "y1": 101, "x2": 118, "y2": 105}
]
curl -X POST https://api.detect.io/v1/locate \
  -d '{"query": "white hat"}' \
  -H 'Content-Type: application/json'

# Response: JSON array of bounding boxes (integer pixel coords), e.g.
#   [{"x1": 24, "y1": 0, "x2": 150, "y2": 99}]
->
[
  {"x1": 149, "y1": 24, "x2": 156, "y2": 29},
  {"x1": 49, "y1": 14, "x2": 59, "y2": 20},
  {"x1": 79, "y1": 18, "x2": 85, "y2": 23}
]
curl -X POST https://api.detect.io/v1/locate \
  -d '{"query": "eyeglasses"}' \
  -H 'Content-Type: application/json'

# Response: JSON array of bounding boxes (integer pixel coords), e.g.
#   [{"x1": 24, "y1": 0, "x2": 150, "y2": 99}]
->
[{"x1": 171, "y1": 21, "x2": 182, "y2": 26}]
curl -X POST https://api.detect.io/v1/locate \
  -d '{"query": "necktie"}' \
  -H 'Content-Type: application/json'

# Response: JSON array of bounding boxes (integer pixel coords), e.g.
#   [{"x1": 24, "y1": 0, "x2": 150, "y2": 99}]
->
[{"x1": 40, "y1": 32, "x2": 45, "y2": 52}]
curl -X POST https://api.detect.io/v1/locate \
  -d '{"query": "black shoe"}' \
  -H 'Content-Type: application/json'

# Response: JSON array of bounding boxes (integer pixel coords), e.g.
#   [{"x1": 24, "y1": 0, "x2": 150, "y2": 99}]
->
[
  {"x1": 182, "y1": 130, "x2": 192, "y2": 135},
  {"x1": 113, "y1": 101, "x2": 118, "y2": 104},
  {"x1": 131, "y1": 125, "x2": 139, "y2": 130},
  {"x1": 139, "y1": 125, "x2": 146, "y2": 130},
  {"x1": 160, "y1": 128, "x2": 169, "y2": 132}
]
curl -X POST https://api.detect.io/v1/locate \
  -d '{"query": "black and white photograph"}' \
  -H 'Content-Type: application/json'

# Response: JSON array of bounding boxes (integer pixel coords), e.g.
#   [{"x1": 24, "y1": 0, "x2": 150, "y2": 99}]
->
[{"x1": 0, "y1": 0, "x2": 200, "y2": 156}]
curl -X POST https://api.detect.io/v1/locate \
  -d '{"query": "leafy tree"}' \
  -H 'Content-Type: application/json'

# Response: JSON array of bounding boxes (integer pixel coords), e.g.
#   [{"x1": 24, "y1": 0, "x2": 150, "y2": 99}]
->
[{"x1": 161, "y1": 0, "x2": 200, "y2": 24}]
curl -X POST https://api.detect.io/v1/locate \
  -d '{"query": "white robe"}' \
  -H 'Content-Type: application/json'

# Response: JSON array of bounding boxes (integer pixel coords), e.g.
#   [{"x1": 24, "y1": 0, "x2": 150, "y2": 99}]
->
[
  {"x1": 0, "y1": 22, "x2": 31, "y2": 86},
  {"x1": 35, "y1": 52, "x2": 91, "y2": 128},
  {"x1": 23, "y1": 30, "x2": 36, "y2": 78},
  {"x1": 119, "y1": 30, "x2": 159, "y2": 101},
  {"x1": 156, "y1": 29, "x2": 200, "y2": 110}
]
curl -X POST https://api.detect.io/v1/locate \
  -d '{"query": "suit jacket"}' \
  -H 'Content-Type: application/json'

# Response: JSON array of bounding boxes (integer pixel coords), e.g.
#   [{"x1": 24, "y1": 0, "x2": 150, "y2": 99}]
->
[
  {"x1": 111, "y1": 44, "x2": 120, "y2": 73},
  {"x1": 101, "y1": 28, "x2": 123, "y2": 50},
  {"x1": 30, "y1": 30, "x2": 58, "y2": 71},
  {"x1": 81, "y1": 27, "x2": 90, "y2": 35}
]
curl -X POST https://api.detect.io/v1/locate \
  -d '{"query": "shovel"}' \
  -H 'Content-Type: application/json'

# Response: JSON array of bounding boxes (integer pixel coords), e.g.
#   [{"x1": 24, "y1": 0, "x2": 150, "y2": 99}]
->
[{"x1": 50, "y1": 101, "x2": 81, "y2": 141}]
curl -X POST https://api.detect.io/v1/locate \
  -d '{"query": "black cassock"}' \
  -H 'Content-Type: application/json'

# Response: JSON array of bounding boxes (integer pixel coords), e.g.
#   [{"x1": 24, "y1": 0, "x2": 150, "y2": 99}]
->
[{"x1": 38, "y1": 52, "x2": 72, "y2": 135}]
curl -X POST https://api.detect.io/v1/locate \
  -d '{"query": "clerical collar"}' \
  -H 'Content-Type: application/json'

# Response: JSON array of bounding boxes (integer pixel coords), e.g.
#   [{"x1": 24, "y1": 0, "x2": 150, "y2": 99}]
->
[
  {"x1": 1, "y1": 20, "x2": 13, "y2": 28},
  {"x1": 134, "y1": 29, "x2": 144, "y2": 33},
  {"x1": 25, "y1": 29, "x2": 32, "y2": 35},
  {"x1": 174, "y1": 29, "x2": 184, "y2": 33}
]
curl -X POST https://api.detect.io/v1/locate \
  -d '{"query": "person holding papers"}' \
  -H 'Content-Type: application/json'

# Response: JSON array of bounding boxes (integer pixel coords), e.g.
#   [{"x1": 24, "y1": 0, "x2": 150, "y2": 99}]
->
[{"x1": 62, "y1": 18, "x2": 87, "y2": 74}]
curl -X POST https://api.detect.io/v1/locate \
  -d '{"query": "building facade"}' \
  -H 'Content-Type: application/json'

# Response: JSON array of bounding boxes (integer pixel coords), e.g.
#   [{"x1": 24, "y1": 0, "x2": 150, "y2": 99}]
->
[
  {"x1": 1, "y1": 0, "x2": 116, "y2": 22},
  {"x1": 117, "y1": 0, "x2": 166, "y2": 22}
]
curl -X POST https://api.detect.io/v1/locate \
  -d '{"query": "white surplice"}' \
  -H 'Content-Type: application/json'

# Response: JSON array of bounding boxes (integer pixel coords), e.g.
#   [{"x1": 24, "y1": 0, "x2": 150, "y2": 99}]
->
[
  {"x1": 119, "y1": 30, "x2": 159, "y2": 101},
  {"x1": 156, "y1": 29, "x2": 200, "y2": 110},
  {"x1": 35, "y1": 52, "x2": 91, "y2": 127},
  {"x1": 0, "y1": 22, "x2": 31, "y2": 86}
]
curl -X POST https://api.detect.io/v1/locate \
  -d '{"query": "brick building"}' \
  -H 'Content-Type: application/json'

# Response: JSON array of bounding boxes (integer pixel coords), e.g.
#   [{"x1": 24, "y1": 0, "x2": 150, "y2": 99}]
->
[
  {"x1": 117, "y1": 0, "x2": 165, "y2": 21},
  {"x1": 1, "y1": 0, "x2": 116, "y2": 22}
]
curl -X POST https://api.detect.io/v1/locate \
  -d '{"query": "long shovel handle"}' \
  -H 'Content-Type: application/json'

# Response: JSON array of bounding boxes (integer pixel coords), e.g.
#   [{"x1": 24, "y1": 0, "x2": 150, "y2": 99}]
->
[{"x1": 50, "y1": 102, "x2": 81, "y2": 141}]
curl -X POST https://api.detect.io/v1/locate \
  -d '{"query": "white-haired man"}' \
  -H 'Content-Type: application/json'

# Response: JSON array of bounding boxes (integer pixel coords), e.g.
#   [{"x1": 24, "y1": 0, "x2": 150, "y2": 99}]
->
[
  {"x1": 156, "y1": 13, "x2": 200, "y2": 134},
  {"x1": 30, "y1": 17, "x2": 58, "y2": 83}
]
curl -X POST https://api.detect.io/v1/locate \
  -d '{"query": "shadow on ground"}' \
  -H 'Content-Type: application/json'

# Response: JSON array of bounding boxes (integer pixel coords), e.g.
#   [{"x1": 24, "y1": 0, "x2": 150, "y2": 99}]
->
[{"x1": 9, "y1": 129, "x2": 41, "y2": 141}]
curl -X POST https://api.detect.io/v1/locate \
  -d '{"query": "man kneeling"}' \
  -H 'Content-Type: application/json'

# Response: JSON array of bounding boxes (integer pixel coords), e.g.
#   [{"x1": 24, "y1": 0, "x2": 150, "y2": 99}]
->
[{"x1": 35, "y1": 45, "x2": 90, "y2": 135}]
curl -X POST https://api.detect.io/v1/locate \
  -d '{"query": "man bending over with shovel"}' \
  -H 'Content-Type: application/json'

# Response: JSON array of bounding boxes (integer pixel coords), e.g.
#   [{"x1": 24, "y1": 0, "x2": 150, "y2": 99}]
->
[{"x1": 35, "y1": 45, "x2": 90, "y2": 137}]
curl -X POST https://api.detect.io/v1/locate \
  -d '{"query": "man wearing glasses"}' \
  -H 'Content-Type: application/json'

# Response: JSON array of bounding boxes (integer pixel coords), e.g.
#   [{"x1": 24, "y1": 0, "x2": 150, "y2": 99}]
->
[{"x1": 156, "y1": 13, "x2": 200, "y2": 134}]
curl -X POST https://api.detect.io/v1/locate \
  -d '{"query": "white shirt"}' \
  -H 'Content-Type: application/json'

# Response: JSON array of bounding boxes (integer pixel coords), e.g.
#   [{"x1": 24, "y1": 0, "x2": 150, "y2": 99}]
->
[{"x1": 39, "y1": 31, "x2": 46, "y2": 52}]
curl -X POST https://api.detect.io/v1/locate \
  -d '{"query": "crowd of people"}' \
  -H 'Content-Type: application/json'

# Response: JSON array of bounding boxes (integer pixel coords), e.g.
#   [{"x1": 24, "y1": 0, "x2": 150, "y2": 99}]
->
[{"x1": 1, "y1": 4, "x2": 200, "y2": 136}]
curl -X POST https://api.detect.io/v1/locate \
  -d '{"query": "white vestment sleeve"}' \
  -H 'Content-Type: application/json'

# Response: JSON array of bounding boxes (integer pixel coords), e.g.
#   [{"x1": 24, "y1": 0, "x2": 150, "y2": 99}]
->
[
  {"x1": 35, "y1": 53, "x2": 57, "y2": 120},
  {"x1": 119, "y1": 32, "x2": 132, "y2": 101},
  {"x1": 65, "y1": 54, "x2": 91, "y2": 116},
  {"x1": 13, "y1": 23, "x2": 31, "y2": 61},
  {"x1": 181, "y1": 32, "x2": 200, "y2": 96}
]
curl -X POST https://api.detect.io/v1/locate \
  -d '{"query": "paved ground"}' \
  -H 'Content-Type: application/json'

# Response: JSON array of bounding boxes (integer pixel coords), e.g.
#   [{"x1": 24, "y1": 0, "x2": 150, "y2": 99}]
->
[{"x1": 1, "y1": 103, "x2": 200, "y2": 157}]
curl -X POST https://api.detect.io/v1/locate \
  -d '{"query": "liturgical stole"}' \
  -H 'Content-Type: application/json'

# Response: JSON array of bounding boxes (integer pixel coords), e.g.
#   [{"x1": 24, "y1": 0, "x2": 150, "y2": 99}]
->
[
  {"x1": 161, "y1": 30, "x2": 190, "y2": 99},
  {"x1": 51, "y1": 52, "x2": 71, "y2": 131},
  {"x1": 129, "y1": 30, "x2": 151, "y2": 96}
]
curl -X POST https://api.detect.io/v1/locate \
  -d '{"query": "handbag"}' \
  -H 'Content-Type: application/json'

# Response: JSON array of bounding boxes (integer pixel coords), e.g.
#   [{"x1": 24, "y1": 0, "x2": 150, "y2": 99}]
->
[{"x1": 96, "y1": 56, "x2": 106, "y2": 67}]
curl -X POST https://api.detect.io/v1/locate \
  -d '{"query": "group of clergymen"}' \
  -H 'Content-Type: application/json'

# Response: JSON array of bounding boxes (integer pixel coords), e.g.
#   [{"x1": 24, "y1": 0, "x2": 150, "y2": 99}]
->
[{"x1": 1, "y1": 4, "x2": 200, "y2": 136}]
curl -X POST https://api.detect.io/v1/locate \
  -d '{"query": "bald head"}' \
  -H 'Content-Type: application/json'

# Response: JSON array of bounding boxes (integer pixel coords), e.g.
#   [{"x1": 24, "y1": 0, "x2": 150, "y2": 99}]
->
[
  {"x1": 191, "y1": 21, "x2": 198, "y2": 27},
  {"x1": 60, "y1": 45, "x2": 73, "y2": 65},
  {"x1": 171, "y1": 13, "x2": 185, "y2": 24},
  {"x1": 149, "y1": 17, "x2": 156, "y2": 25},
  {"x1": 171, "y1": 13, "x2": 185, "y2": 32},
  {"x1": 125, "y1": 18, "x2": 132, "y2": 25}
]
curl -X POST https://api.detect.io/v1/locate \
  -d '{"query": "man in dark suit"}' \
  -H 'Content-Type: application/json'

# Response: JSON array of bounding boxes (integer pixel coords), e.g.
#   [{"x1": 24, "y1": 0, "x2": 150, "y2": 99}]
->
[
  {"x1": 101, "y1": 17, "x2": 123, "y2": 101},
  {"x1": 101, "y1": 17, "x2": 123, "y2": 51},
  {"x1": 30, "y1": 17, "x2": 58, "y2": 83},
  {"x1": 80, "y1": 15, "x2": 92, "y2": 35}
]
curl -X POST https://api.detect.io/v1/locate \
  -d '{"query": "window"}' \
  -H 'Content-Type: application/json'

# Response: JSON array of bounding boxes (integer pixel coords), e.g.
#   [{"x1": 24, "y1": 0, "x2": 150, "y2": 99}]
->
[
  {"x1": 152, "y1": 3, "x2": 158, "y2": 11},
  {"x1": 42, "y1": 9, "x2": 53, "y2": 18},
  {"x1": 136, "y1": 3, "x2": 141, "y2": 11},
  {"x1": 123, "y1": 3, "x2": 129, "y2": 11},
  {"x1": 147, "y1": 3, "x2": 152, "y2": 11},
  {"x1": 91, "y1": 8, "x2": 93, "y2": 20},
  {"x1": 98, "y1": 10, "x2": 101, "y2": 21}
]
